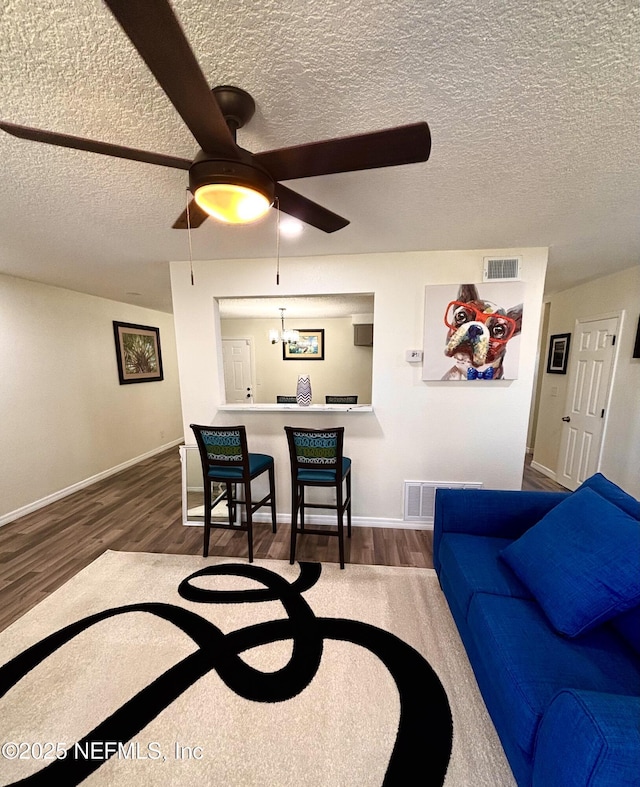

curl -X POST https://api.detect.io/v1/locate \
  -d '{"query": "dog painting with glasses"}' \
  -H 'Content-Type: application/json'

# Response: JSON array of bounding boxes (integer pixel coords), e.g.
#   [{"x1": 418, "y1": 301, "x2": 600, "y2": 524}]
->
[{"x1": 423, "y1": 282, "x2": 524, "y2": 381}]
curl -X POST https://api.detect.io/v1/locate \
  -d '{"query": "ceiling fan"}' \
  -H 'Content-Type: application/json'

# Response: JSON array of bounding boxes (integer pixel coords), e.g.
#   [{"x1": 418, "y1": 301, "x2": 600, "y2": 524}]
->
[{"x1": 0, "y1": 0, "x2": 432, "y2": 234}]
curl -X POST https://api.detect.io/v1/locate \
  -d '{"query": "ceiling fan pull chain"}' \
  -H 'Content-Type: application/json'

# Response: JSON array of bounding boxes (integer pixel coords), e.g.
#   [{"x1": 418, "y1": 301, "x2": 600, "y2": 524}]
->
[
  {"x1": 186, "y1": 189, "x2": 195, "y2": 285},
  {"x1": 275, "y1": 197, "x2": 281, "y2": 285}
]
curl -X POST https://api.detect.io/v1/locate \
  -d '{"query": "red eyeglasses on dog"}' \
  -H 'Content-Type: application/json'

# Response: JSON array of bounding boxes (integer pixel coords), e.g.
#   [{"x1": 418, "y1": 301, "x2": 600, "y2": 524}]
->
[{"x1": 444, "y1": 301, "x2": 517, "y2": 343}]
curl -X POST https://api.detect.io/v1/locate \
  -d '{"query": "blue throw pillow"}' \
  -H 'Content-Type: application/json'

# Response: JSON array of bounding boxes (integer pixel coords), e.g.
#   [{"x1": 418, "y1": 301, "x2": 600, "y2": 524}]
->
[
  {"x1": 501, "y1": 487, "x2": 640, "y2": 637},
  {"x1": 576, "y1": 473, "x2": 640, "y2": 520}
]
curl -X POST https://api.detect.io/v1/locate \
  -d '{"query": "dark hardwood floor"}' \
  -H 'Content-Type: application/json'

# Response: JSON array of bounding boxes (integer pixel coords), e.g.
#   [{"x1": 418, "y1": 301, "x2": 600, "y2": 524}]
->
[{"x1": 0, "y1": 447, "x2": 564, "y2": 633}]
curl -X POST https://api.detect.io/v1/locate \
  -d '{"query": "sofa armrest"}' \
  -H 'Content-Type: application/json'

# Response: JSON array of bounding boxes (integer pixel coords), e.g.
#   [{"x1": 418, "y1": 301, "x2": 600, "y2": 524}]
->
[
  {"x1": 533, "y1": 690, "x2": 640, "y2": 787},
  {"x1": 433, "y1": 488, "x2": 568, "y2": 574}
]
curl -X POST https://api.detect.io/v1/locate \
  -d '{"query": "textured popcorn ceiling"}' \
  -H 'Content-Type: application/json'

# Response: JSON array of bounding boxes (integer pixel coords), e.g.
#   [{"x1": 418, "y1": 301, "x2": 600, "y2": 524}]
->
[{"x1": 0, "y1": 0, "x2": 638, "y2": 312}]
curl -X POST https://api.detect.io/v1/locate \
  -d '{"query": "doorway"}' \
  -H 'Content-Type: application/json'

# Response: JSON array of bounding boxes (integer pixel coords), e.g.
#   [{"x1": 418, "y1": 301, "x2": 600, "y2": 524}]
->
[
  {"x1": 222, "y1": 339, "x2": 254, "y2": 403},
  {"x1": 556, "y1": 313, "x2": 620, "y2": 490}
]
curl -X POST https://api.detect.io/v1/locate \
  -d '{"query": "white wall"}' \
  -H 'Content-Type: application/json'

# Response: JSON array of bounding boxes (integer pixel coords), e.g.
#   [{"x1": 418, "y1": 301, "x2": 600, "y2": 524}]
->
[
  {"x1": 532, "y1": 265, "x2": 640, "y2": 498},
  {"x1": 171, "y1": 248, "x2": 548, "y2": 525},
  {"x1": 221, "y1": 316, "x2": 373, "y2": 403},
  {"x1": 0, "y1": 274, "x2": 184, "y2": 523}
]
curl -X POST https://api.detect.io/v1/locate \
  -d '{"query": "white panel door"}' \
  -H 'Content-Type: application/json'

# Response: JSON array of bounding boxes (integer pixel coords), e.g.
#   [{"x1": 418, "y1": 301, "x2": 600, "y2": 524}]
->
[
  {"x1": 556, "y1": 316, "x2": 618, "y2": 490},
  {"x1": 222, "y1": 339, "x2": 253, "y2": 403}
]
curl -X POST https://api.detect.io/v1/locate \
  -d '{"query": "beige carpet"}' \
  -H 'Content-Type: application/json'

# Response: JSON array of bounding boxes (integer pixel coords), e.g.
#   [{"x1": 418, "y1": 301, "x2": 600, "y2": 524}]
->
[{"x1": 0, "y1": 552, "x2": 515, "y2": 786}]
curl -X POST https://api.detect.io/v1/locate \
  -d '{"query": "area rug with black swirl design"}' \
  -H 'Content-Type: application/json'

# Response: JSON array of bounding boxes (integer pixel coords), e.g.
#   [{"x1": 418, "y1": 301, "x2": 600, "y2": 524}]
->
[{"x1": 0, "y1": 551, "x2": 515, "y2": 786}]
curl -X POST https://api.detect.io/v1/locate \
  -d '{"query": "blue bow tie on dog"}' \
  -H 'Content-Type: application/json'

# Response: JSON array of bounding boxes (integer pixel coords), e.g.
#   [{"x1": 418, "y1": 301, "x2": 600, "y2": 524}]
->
[{"x1": 467, "y1": 367, "x2": 494, "y2": 380}]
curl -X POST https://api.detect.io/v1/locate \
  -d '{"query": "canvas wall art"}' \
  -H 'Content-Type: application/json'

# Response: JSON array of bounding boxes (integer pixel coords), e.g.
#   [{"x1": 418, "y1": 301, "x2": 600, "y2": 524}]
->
[
  {"x1": 113, "y1": 321, "x2": 164, "y2": 384},
  {"x1": 422, "y1": 282, "x2": 524, "y2": 381}
]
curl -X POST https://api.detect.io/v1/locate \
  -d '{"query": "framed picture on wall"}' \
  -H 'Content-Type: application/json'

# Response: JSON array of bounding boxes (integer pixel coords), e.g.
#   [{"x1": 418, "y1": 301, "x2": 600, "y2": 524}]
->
[
  {"x1": 546, "y1": 332, "x2": 571, "y2": 374},
  {"x1": 633, "y1": 315, "x2": 640, "y2": 359},
  {"x1": 113, "y1": 321, "x2": 164, "y2": 384},
  {"x1": 283, "y1": 329, "x2": 325, "y2": 360}
]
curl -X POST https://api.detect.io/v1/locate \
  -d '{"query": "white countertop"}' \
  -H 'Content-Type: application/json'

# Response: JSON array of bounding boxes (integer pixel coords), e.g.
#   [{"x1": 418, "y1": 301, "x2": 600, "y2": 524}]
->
[{"x1": 217, "y1": 404, "x2": 373, "y2": 412}]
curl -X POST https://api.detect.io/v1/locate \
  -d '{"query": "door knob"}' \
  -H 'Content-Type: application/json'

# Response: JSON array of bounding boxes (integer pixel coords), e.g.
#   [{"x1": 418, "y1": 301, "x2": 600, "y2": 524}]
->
[{"x1": 562, "y1": 416, "x2": 571, "y2": 422}]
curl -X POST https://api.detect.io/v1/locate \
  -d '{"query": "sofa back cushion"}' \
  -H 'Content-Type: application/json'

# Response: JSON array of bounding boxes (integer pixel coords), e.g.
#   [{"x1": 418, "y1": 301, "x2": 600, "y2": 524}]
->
[
  {"x1": 576, "y1": 472, "x2": 640, "y2": 520},
  {"x1": 500, "y1": 487, "x2": 640, "y2": 637}
]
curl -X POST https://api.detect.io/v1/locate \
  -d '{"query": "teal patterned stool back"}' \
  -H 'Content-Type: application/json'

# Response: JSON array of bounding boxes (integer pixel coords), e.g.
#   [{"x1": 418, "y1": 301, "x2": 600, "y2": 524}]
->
[
  {"x1": 200, "y1": 427, "x2": 243, "y2": 465},
  {"x1": 291, "y1": 429, "x2": 339, "y2": 467}
]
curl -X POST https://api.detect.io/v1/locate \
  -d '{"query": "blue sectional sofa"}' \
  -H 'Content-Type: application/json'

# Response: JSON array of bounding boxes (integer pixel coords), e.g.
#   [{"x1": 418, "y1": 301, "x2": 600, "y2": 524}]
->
[{"x1": 433, "y1": 474, "x2": 640, "y2": 786}]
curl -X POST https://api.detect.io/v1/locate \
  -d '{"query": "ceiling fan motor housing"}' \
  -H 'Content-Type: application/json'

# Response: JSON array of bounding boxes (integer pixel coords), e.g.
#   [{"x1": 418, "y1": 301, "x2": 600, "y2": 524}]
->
[{"x1": 189, "y1": 150, "x2": 275, "y2": 206}]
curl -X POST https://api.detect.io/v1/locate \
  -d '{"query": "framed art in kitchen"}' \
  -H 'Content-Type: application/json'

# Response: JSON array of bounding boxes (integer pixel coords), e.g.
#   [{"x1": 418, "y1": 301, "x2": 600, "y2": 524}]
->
[{"x1": 283, "y1": 329, "x2": 325, "y2": 360}]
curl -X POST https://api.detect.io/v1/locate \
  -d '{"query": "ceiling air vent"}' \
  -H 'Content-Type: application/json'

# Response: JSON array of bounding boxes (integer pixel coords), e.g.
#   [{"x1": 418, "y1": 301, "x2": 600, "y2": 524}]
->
[{"x1": 483, "y1": 256, "x2": 521, "y2": 282}]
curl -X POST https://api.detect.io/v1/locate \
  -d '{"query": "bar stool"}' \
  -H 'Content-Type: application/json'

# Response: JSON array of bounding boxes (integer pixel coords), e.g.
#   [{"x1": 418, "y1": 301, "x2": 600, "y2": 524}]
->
[
  {"x1": 284, "y1": 426, "x2": 352, "y2": 569},
  {"x1": 190, "y1": 424, "x2": 277, "y2": 561}
]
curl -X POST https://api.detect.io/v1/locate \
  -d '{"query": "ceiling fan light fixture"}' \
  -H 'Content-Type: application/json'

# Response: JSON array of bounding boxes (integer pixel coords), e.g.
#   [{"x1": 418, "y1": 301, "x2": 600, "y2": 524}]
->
[
  {"x1": 194, "y1": 183, "x2": 271, "y2": 224},
  {"x1": 190, "y1": 156, "x2": 275, "y2": 225}
]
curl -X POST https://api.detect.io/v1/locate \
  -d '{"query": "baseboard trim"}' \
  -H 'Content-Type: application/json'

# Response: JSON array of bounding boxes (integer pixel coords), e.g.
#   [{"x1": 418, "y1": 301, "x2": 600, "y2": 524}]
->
[
  {"x1": 185, "y1": 512, "x2": 433, "y2": 531},
  {"x1": 530, "y1": 460, "x2": 557, "y2": 481},
  {"x1": 0, "y1": 438, "x2": 184, "y2": 528}
]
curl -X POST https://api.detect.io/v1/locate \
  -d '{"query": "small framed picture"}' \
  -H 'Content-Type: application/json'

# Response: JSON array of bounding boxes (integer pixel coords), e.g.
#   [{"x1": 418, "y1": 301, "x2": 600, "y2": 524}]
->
[
  {"x1": 633, "y1": 315, "x2": 640, "y2": 359},
  {"x1": 283, "y1": 329, "x2": 325, "y2": 360},
  {"x1": 113, "y1": 321, "x2": 164, "y2": 384},
  {"x1": 546, "y1": 333, "x2": 571, "y2": 374}
]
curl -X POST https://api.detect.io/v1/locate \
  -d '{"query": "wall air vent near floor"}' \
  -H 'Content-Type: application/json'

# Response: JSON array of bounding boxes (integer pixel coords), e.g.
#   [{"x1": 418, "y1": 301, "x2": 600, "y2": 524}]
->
[{"x1": 403, "y1": 481, "x2": 483, "y2": 524}]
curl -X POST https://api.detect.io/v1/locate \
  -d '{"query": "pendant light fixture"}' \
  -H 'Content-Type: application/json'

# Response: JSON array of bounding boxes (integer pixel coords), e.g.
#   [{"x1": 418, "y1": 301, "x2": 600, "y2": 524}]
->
[{"x1": 269, "y1": 308, "x2": 299, "y2": 344}]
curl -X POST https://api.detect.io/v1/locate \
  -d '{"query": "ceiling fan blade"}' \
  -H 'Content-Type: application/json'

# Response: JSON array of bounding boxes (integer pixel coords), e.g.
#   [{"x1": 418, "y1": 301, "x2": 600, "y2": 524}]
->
[
  {"x1": 172, "y1": 199, "x2": 209, "y2": 229},
  {"x1": 254, "y1": 122, "x2": 431, "y2": 181},
  {"x1": 103, "y1": 0, "x2": 239, "y2": 158},
  {"x1": 0, "y1": 121, "x2": 192, "y2": 170},
  {"x1": 275, "y1": 184, "x2": 349, "y2": 233}
]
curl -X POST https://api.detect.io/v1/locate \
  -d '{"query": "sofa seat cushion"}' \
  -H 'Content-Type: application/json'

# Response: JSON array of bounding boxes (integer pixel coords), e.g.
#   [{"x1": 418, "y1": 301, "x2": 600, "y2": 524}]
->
[
  {"x1": 438, "y1": 533, "x2": 532, "y2": 618},
  {"x1": 467, "y1": 592, "x2": 640, "y2": 756},
  {"x1": 500, "y1": 487, "x2": 640, "y2": 637}
]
